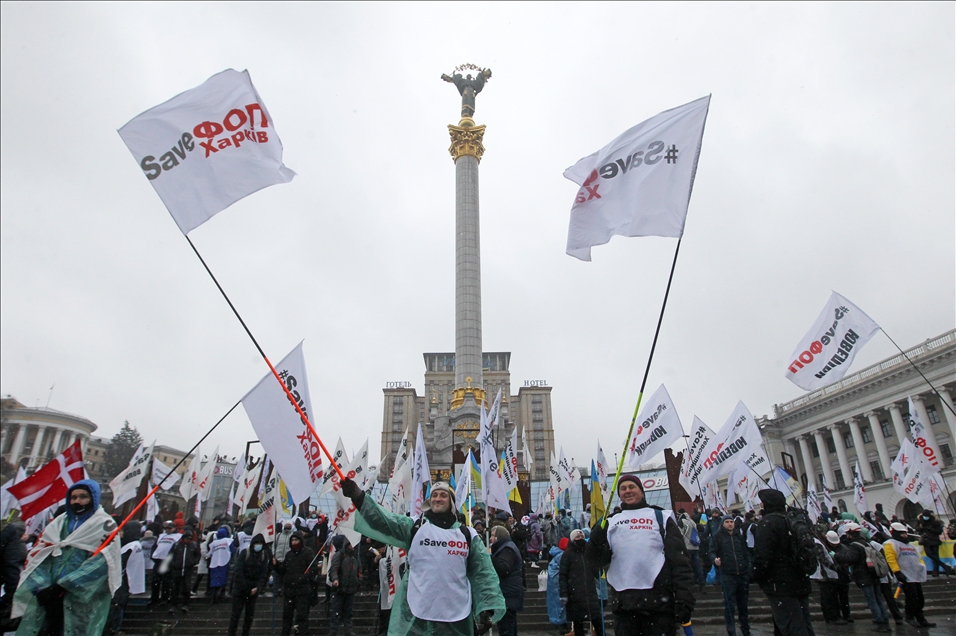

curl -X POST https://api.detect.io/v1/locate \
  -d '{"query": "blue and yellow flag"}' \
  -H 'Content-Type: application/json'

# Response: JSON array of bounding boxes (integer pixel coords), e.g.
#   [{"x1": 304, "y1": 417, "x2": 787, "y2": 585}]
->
[{"x1": 590, "y1": 461, "x2": 605, "y2": 528}]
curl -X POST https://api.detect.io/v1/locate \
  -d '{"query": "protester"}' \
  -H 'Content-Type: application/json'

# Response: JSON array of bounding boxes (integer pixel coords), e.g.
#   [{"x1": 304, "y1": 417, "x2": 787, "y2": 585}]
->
[
  {"x1": 341, "y1": 478, "x2": 505, "y2": 636},
  {"x1": 235, "y1": 519, "x2": 256, "y2": 556},
  {"x1": 208, "y1": 525, "x2": 236, "y2": 603},
  {"x1": 167, "y1": 527, "x2": 201, "y2": 613},
  {"x1": 0, "y1": 519, "x2": 26, "y2": 629},
  {"x1": 374, "y1": 545, "x2": 399, "y2": 636},
  {"x1": 105, "y1": 521, "x2": 145, "y2": 635},
  {"x1": 148, "y1": 520, "x2": 181, "y2": 607},
  {"x1": 193, "y1": 523, "x2": 213, "y2": 595},
  {"x1": 547, "y1": 538, "x2": 569, "y2": 631},
  {"x1": 916, "y1": 509, "x2": 953, "y2": 576},
  {"x1": 11, "y1": 479, "x2": 121, "y2": 635},
  {"x1": 710, "y1": 514, "x2": 751, "y2": 636},
  {"x1": 558, "y1": 509, "x2": 574, "y2": 540},
  {"x1": 274, "y1": 530, "x2": 317, "y2": 636},
  {"x1": 677, "y1": 509, "x2": 704, "y2": 590},
  {"x1": 883, "y1": 522, "x2": 935, "y2": 628},
  {"x1": 329, "y1": 534, "x2": 360, "y2": 636},
  {"x1": 527, "y1": 514, "x2": 544, "y2": 565},
  {"x1": 811, "y1": 530, "x2": 852, "y2": 624},
  {"x1": 751, "y1": 489, "x2": 813, "y2": 636},
  {"x1": 540, "y1": 513, "x2": 558, "y2": 554},
  {"x1": 511, "y1": 515, "x2": 531, "y2": 563},
  {"x1": 490, "y1": 525, "x2": 524, "y2": 636},
  {"x1": 586, "y1": 475, "x2": 695, "y2": 636},
  {"x1": 229, "y1": 533, "x2": 270, "y2": 636},
  {"x1": 833, "y1": 523, "x2": 890, "y2": 633},
  {"x1": 559, "y1": 529, "x2": 602, "y2": 636}
]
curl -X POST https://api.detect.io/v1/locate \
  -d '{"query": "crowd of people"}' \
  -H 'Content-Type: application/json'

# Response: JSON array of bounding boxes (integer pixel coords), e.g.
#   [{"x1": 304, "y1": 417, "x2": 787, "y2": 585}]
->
[{"x1": 0, "y1": 476, "x2": 953, "y2": 636}]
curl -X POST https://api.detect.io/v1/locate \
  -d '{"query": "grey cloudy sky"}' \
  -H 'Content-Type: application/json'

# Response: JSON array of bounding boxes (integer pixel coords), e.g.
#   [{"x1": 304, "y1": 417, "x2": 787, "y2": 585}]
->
[{"x1": 2, "y1": 3, "x2": 953, "y2": 474}]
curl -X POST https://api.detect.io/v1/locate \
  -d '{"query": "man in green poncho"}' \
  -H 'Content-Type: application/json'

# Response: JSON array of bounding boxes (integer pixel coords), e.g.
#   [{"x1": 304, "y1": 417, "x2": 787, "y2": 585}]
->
[
  {"x1": 340, "y1": 478, "x2": 505, "y2": 636},
  {"x1": 12, "y1": 479, "x2": 122, "y2": 636}
]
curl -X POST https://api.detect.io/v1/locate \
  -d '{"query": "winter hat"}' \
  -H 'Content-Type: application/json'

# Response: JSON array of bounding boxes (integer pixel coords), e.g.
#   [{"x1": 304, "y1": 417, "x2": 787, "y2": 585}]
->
[
  {"x1": 617, "y1": 474, "x2": 644, "y2": 493},
  {"x1": 825, "y1": 531, "x2": 840, "y2": 544},
  {"x1": 720, "y1": 515, "x2": 734, "y2": 523},
  {"x1": 495, "y1": 510, "x2": 510, "y2": 522},
  {"x1": 757, "y1": 489, "x2": 786, "y2": 512},
  {"x1": 430, "y1": 481, "x2": 456, "y2": 506},
  {"x1": 570, "y1": 529, "x2": 585, "y2": 541},
  {"x1": 143, "y1": 530, "x2": 154, "y2": 539},
  {"x1": 890, "y1": 522, "x2": 908, "y2": 533},
  {"x1": 558, "y1": 537, "x2": 569, "y2": 551},
  {"x1": 217, "y1": 526, "x2": 229, "y2": 539}
]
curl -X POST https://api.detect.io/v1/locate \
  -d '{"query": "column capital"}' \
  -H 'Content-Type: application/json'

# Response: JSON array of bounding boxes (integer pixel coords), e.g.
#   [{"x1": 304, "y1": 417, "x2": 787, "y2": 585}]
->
[
  {"x1": 828, "y1": 423, "x2": 843, "y2": 432},
  {"x1": 845, "y1": 416, "x2": 859, "y2": 426},
  {"x1": 448, "y1": 121, "x2": 486, "y2": 162},
  {"x1": 864, "y1": 410, "x2": 878, "y2": 419},
  {"x1": 910, "y1": 394, "x2": 925, "y2": 404},
  {"x1": 885, "y1": 402, "x2": 902, "y2": 413}
]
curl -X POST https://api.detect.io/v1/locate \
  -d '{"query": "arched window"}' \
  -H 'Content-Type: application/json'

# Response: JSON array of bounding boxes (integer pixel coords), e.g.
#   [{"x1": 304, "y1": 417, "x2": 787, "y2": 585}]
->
[
  {"x1": 837, "y1": 498, "x2": 848, "y2": 513},
  {"x1": 901, "y1": 500, "x2": 924, "y2": 525}
]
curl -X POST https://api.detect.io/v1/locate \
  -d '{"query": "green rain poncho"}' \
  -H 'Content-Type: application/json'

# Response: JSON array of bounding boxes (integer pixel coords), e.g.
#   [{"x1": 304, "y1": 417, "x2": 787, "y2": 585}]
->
[
  {"x1": 354, "y1": 497, "x2": 505, "y2": 636},
  {"x1": 13, "y1": 480, "x2": 121, "y2": 636}
]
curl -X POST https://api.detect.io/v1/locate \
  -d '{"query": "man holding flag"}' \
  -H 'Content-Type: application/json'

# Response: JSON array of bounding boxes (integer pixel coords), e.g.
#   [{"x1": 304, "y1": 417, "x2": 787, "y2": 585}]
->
[{"x1": 340, "y1": 477, "x2": 505, "y2": 636}]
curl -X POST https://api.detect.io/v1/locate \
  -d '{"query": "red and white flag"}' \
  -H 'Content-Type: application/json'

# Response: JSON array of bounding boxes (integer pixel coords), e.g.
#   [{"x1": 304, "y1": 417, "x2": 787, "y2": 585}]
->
[
  {"x1": 8, "y1": 440, "x2": 85, "y2": 521},
  {"x1": 678, "y1": 416, "x2": 716, "y2": 496},
  {"x1": 178, "y1": 447, "x2": 203, "y2": 502},
  {"x1": 785, "y1": 292, "x2": 880, "y2": 391},
  {"x1": 694, "y1": 401, "x2": 772, "y2": 486},
  {"x1": 564, "y1": 95, "x2": 710, "y2": 261},
  {"x1": 241, "y1": 341, "x2": 324, "y2": 504},
  {"x1": 118, "y1": 69, "x2": 295, "y2": 234},
  {"x1": 623, "y1": 384, "x2": 682, "y2": 470}
]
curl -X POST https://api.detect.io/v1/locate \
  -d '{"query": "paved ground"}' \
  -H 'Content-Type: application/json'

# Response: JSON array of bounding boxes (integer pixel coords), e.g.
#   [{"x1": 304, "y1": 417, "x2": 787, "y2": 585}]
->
[{"x1": 511, "y1": 618, "x2": 956, "y2": 636}]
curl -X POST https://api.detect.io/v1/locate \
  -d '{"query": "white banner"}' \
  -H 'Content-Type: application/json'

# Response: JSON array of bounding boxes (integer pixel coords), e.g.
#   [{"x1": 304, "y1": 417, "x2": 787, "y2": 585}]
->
[
  {"x1": 455, "y1": 450, "x2": 474, "y2": 512},
  {"x1": 564, "y1": 95, "x2": 710, "y2": 261},
  {"x1": 0, "y1": 467, "x2": 27, "y2": 519},
  {"x1": 502, "y1": 429, "x2": 519, "y2": 492},
  {"x1": 242, "y1": 341, "x2": 324, "y2": 504},
  {"x1": 702, "y1": 481, "x2": 724, "y2": 512},
  {"x1": 806, "y1": 483, "x2": 821, "y2": 523},
  {"x1": 411, "y1": 425, "x2": 430, "y2": 517},
  {"x1": 595, "y1": 441, "x2": 610, "y2": 497},
  {"x1": 391, "y1": 455, "x2": 413, "y2": 516},
  {"x1": 522, "y1": 433, "x2": 533, "y2": 471},
  {"x1": 236, "y1": 461, "x2": 262, "y2": 517},
  {"x1": 852, "y1": 462, "x2": 868, "y2": 515},
  {"x1": 624, "y1": 384, "x2": 682, "y2": 469},
  {"x1": 907, "y1": 396, "x2": 942, "y2": 473},
  {"x1": 178, "y1": 447, "x2": 202, "y2": 502},
  {"x1": 899, "y1": 450, "x2": 934, "y2": 505},
  {"x1": 679, "y1": 416, "x2": 716, "y2": 496},
  {"x1": 784, "y1": 292, "x2": 880, "y2": 391},
  {"x1": 820, "y1": 474, "x2": 833, "y2": 512},
  {"x1": 319, "y1": 439, "x2": 348, "y2": 497},
  {"x1": 195, "y1": 445, "x2": 220, "y2": 503},
  {"x1": 695, "y1": 401, "x2": 771, "y2": 486},
  {"x1": 891, "y1": 439, "x2": 915, "y2": 495},
  {"x1": 109, "y1": 441, "x2": 155, "y2": 508},
  {"x1": 118, "y1": 69, "x2": 295, "y2": 234},
  {"x1": 479, "y1": 404, "x2": 511, "y2": 510},
  {"x1": 150, "y1": 458, "x2": 180, "y2": 491},
  {"x1": 558, "y1": 448, "x2": 577, "y2": 487},
  {"x1": 725, "y1": 464, "x2": 749, "y2": 507}
]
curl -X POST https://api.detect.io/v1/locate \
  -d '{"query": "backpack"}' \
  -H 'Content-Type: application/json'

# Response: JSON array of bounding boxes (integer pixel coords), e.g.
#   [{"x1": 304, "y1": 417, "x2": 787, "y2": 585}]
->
[
  {"x1": 690, "y1": 523, "x2": 701, "y2": 547},
  {"x1": 854, "y1": 541, "x2": 890, "y2": 578},
  {"x1": 772, "y1": 509, "x2": 818, "y2": 576}
]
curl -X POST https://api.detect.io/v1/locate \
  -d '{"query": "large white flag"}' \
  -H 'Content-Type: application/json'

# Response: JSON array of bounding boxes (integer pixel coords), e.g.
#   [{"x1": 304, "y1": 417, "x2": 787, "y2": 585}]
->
[
  {"x1": 178, "y1": 447, "x2": 202, "y2": 501},
  {"x1": 557, "y1": 448, "x2": 577, "y2": 488},
  {"x1": 252, "y1": 473, "x2": 278, "y2": 543},
  {"x1": 624, "y1": 384, "x2": 682, "y2": 469},
  {"x1": 595, "y1": 441, "x2": 610, "y2": 497},
  {"x1": 549, "y1": 451, "x2": 568, "y2": 495},
  {"x1": 785, "y1": 292, "x2": 880, "y2": 391},
  {"x1": 319, "y1": 439, "x2": 349, "y2": 497},
  {"x1": 907, "y1": 396, "x2": 942, "y2": 473},
  {"x1": 564, "y1": 95, "x2": 710, "y2": 261},
  {"x1": 390, "y1": 429, "x2": 411, "y2": 479},
  {"x1": 820, "y1": 473, "x2": 833, "y2": 512},
  {"x1": 0, "y1": 466, "x2": 27, "y2": 519},
  {"x1": 702, "y1": 481, "x2": 724, "y2": 512},
  {"x1": 805, "y1": 483, "x2": 821, "y2": 523},
  {"x1": 150, "y1": 458, "x2": 180, "y2": 491},
  {"x1": 411, "y1": 425, "x2": 430, "y2": 517},
  {"x1": 118, "y1": 69, "x2": 295, "y2": 234},
  {"x1": 891, "y1": 439, "x2": 916, "y2": 495},
  {"x1": 328, "y1": 446, "x2": 367, "y2": 547},
  {"x1": 242, "y1": 341, "x2": 325, "y2": 503},
  {"x1": 679, "y1": 416, "x2": 717, "y2": 496},
  {"x1": 502, "y1": 429, "x2": 520, "y2": 493},
  {"x1": 109, "y1": 441, "x2": 155, "y2": 508},
  {"x1": 479, "y1": 405, "x2": 512, "y2": 510},
  {"x1": 695, "y1": 401, "x2": 771, "y2": 486},
  {"x1": 899, "y1": 450, "x2": 935, "y2": 505},
  {"x1": 852, "y1": 462, "x2": 868, "y2": 515},
  {"x1": 521, "y1": 432, "x2": 533, "y2": 471},
  {"x1": 195, "y1": 445, "x2": 220, "y2": 503},
  {"x1": 236, "y1": 461, "x2": 262, "y2": 516},
  {"x1": 725, "y1": 464, "x2": 750, "y2": 507}
]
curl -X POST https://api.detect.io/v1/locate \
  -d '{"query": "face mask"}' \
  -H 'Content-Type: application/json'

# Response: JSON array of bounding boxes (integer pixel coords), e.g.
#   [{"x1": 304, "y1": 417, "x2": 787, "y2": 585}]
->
[
  {"x1": 573, "y1": 539, "x2": 586, "y2": 548},
  {"x1": 254, "y1": 544, "x2": 263, "y2": 553},
  {"x1": 71, "y1": 501, "x2": 93, "y2": 516}
]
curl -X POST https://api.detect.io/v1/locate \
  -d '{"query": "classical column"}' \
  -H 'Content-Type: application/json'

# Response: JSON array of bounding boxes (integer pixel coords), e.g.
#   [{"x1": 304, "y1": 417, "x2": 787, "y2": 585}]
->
[
  {"x1": 65, "y1": 432, "x2": 78, "y2": 451},
  {"x1": 935, "y1": 386, "x2": 956, "y2": 443},
  {"x1": 28, "y1": 425, "x2": 48, "y2": 468},
  {"x1": 911, "y1": 394, "x2": 945, "y2": 462},
  {"x1": 812, "y1": 429, "x2": 836, "y2": 492},
  {"x1": 8, "y1": 424, "x2": 28, "y2": 467},
  {"x1": 885, "y1": 403, "x2": 909, "y2": 447},
  {"x1": 798, "y1": 435, "x2": 817, "y2": 491},
  {"x1": 47, "y1": 428, "x2": 64, "y2": 458},
  {"x1": 846, "y1": 418, "x2": 873, "y2": 482},
  {"x1": 829, "y1": 425, "x2": 852, "y2": 489},
  {"x1": 865, "y1": 411, "x2": 892, "y2": 480}
]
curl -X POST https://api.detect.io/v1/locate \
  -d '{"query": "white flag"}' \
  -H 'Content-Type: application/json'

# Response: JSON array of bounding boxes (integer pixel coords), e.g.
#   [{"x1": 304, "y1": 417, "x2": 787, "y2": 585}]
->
[
  {"x1": 178, "y1": 447, "x2": 202, "y2": 501},
  {"x1": 390, "y1": 429, "x2": 411, "y2": 479},
  {"x1": 695, "y1": 401, "x2": 772, "y2": 486},
  {"x1": 521, "y1": 433, "x2": 533, "y2": 471},
  {"x1": 820, "y1": 473, "x2": 833, "y2": 512},
  {"x1": 891, "y1": 439, "x2": 916, "y2": 495},
  {"x1": 852, "y1": 462, "x2": 868, "y2": 515},
  {"x1": 109, "y1": 441, "x2": 155, "y2": 508},
  {"x1": 455, "y1": 450, "x2": 474, "y2": 512},
  {"x1": 899, "y1": 450, "x2": 935, "y2": 505},
  {"x1": 624, "y1": 385, "x2": 683, "y2": 469},
  {"x1": 549, "y1": 451, "x2": 567, "y2": 495},
  {"x1": 726, "y1": 465, "x2": 750, "y2": 507},
  {"x1": 391, "y1": 455, "x2": 413, "y2": 516},
  {"x1": 0, "y1": 466, "x2": 27, "y2": 519},
  {"x1": 702, "y1": 481, "x2": 724, "y2": 511},
  {"x1": 479, "y1": 406, "x2": 512, "y2": 510},
  {"x1": 241, "y1": 341, "x2": 325, "y2": 504},
  {"x1": 195, "y1": 445, "x2": 220, "y2": 503},
  {"x1": 227, "y1": 482, "x2": 236, "y2": 515},
  {"x1": 564, "y1": 95, "x2": 710, "y2": 261},
  {"x1": 411, "y1": 425, "x2": 430, "y2": 517},
  {"x1": 907, "y1": 396, "x2": 942, "y2": 473},
  {"x1": 253, "y1": 475, "x2": 278, "y2": 544},
  {"x1": 805, "y1": 483, "x2": 821, "y2": 523},
  {"x1": 558, "y1": 448, "x2": 577, "y2": 487},
  {"x1": 233, "y1": 459, "x2": 245, "y2": 485},
  {"x1": 236, "y1": 461, "x2": 262, "y2": 516},
  {"x1": 927, "y1": 473, "x2": 947, "y2": 514},
  {"x1": 679, "y1": 416, "x2": 717, "y2": 497},
  {"x1": 502, "y1": 429, "x2": 519, "y2": 492},
  {"x1": 151, "y1": 458, "x2": 180, "y2": 491},
  {"x1": 319, "y1": 439, "x2": 348, "y2": 497},
  {"x1": 118, "y1": 69, "x2": 295, "y2": 234},
  {"x1": 348, "y1": 440, "x2": 370, "y2": 489},
  {"x1": 785, "y1": 292, "x2": 880, "y2": 391},
  {"x1": 328, "y1": 447, "x2": 366, "y2": 547},
  {"x1": 595, "y1": 441, "x2": 610, "y2": 497}
]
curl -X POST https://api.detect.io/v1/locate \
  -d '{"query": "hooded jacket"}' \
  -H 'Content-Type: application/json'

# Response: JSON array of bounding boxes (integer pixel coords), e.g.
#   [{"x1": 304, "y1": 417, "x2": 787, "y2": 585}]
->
[
  {"x1": 274, "y1": 531, "x2": 316, "y2": 595},
  {"x1": 329, "y1": 540, "x2": 360, "y2": 594},
  {"x1": 751, "y1": 489, "x2": 811, "y2": 597},
  {"x1": 232, "y1": 533, "x2": 271, "y2": 595},
  {"x1": 559, "y1": 538, "x2": 600, "y2": 621}
]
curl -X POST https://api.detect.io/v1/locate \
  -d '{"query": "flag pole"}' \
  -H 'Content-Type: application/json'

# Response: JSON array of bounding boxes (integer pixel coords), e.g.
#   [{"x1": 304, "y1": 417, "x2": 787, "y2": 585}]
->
[
  {"x1": 880, "y1": 330, "x2": 956, "y2": 418},
  {"x1": 184, "y1": 235, "x2": 344, "y2": 481},
  {"x1": 603, "y1": 238, "x2": 683, "y2": 524},
  {"x1": 91, "y1": 399, "x2": 241, "y2": 557}
]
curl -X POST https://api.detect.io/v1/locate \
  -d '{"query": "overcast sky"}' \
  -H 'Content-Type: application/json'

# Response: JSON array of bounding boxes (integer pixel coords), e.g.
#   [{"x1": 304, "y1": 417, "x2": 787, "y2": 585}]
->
[{"x1": 2, "y1": 3, "x2": 953, "y2": 474}]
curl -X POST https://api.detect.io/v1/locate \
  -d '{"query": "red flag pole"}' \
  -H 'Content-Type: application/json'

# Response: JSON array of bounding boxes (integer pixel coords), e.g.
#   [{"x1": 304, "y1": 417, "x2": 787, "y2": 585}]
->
[{"x1": 183, "y1": 235, "x2": 344, "y2": 482}]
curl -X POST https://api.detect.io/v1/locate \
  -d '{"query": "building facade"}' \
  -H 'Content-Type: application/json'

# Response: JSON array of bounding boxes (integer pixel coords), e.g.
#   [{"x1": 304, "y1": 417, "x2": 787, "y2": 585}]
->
[
  {"x1": 1, "y1": 397, "x2": 98, "y2": 479},
  {"x1": 759, "y1": 329, "x2": 956, "y2": 520}
]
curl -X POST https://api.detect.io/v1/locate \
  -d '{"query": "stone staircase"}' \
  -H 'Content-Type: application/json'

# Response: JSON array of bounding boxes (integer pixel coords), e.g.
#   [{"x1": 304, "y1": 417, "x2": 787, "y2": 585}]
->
[{"x1": 120, "y1": 569, "x2": 955, "y2": 635}]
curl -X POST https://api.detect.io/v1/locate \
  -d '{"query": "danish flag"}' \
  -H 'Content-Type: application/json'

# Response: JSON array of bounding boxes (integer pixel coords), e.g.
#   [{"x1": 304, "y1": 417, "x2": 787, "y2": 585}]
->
[{"x1": 8, "y1": 440, "x2": 85, "y2": 521}]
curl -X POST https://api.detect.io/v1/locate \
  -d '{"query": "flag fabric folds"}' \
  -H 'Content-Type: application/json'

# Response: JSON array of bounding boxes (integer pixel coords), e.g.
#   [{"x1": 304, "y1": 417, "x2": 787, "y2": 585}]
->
[
  {"x1": 852, "y1": 462, "x2": 867, "y2": 515},
  {"x1": 623, "y1": 384, "x2": 682, "y2": 469},
  {"x1": 109, "y1": 441, "x2": 155, "y2": 508},
  {"x1": 805, "y1": 484, "x2": 821, "y2": 523},
  {"x1": 694, "y1": 401, "x2": 771, "y2": 486},
  {"x1": 241, "y1": 341, "x2": 324, "y2": 504},
  {"x1": 479, "y1": 391, "x2": 512, "y2": 510},
  {"x1": 679, "y1": 416, "x2": 716, "y2": 497},
  {"x1": 179, "y1": 447, "x2": 203, "y2": 502},
  {"x1": 194, "y1": 444, "x2": 220, "y2": 503},
  {"x1": 8, "y1": 441, "x2": 85, "y2": 521},
  {"x1": 907, "y1": 396, "x2": 942, "y2": 473},
  {"x1": 118, "y1": 69, "x2": 295, "y2": 234},
  {"x1": 589, "y1": 461, "x2": 605, "y2": 528},
  {"x1": 564, "y1": 95, "x2": 711, "y2": 261},
  {"x1": 0, "y1": 466, "x2": 27, "y2": 519},
  {"x1": 151, "y1": 458, "x2": 180, "y2": 491},
  {"x1": 595, "y1": 441, "x2": 610, "y2": 499},
  {"x1": 411, "y1": 425, "x2": 430, "y2": 518},
  {"x1": 784, "y1": 292, "x2": 880, "y2": 391}
]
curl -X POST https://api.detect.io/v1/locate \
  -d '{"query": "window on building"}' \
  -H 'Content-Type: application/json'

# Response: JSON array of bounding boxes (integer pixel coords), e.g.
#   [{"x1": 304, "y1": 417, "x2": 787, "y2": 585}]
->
[
  {"x1": 811, "y1": 444, "x2": 819, "y2": 458},
  {"x1": 940, "y1": 443, "x2": 954, "y2": 467},
  {"x1": 393, "y1": 396, "x2": 403, "y2": 404},
  {"x1": 843, "y1": 432, "x2": 854, "y2": 449},
  {"x1": 533, "y1": 414, "x2": 543, "y2": 423},
  {"x1": 880, "y1": 420, "x2": 893, "y2": 438},
  {"x1": 534, "y1": 432, "x2": 544, "y2": 440},
  {"x1": 869, "y1": 460, "x2": 884, "y2": 481},
  {"x1": 838, "y1": 498, "x2": 848, "y2": 513},
  {"x1": 532, "y1": 405, "x2": 542, "y2": 413},
  {"x1": 817, "y1": 473, "x2": 825, "y2": 490},
  {"x1": 392, "y1": 414, "x2": 402, "y2": 424},
  {"x1": 826, "y1": 438, "x2": 836, "y2": 454},
  {"x1": 393, "y1": 404, "x2": 403, "y2": 414},
  {"x1": 834, "y1": 469, "x2": 845, "y2": 490},
  {"x1": 534, "y1": 441, "x2": 545, "y2": 450},
  {"x1": 532, "y1": 395, "x2": 542, "y2": 404},
  {"x1": 861, "y1": 426, "x2": 872, "y2": 444},
  {"x1": 926, "y1": 405, "x2": 940, "y2": 425},
  {"x1": 533, "y1": 421, "x2": 544, "y2": 431}
]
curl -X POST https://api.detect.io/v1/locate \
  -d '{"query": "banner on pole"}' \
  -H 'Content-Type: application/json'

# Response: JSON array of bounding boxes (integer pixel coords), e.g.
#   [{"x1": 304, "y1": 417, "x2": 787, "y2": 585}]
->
[
  {"x1": 679, "y1": 416, "x2": 716, "y2": 496},
  {"x1": 623, "y1": 384, "x2": 682, "y2": 469},
  {"x1": 109, "y1": 441, "x2": 155, "y2": 508},
  {"x1": 695, "y1": 401, "x2": 771, "y2": 486},
  {"x1": 8, "y1": 441, "x2": 85, "y2": 521},
  {"x1": 118, "y1": 69, "x2": 295, "y2": 234}
]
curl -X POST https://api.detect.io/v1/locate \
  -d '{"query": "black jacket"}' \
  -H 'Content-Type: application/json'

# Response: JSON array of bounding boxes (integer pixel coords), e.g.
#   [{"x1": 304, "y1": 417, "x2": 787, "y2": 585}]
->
[
  {"x1": 329, "y1": 545, "x2": 360, "y2": 595},
  {"x1": 274, "y1": 533, "x2": 316, "y2": 596},
  {"x1": 709, "y1": 528, "x2": 750, "y2": 577},
  {"x1": 751, "y1": 494, "x2": 811, "y2": 598},
  {"x1": 917, "y1": 515, "x2": 943, "y2": 548},
  {"x1": 169, "y1": 538, "x2": 202, "y2": 575},
  {"x1": 491, "y1": 536, "x2": 524, "y2": 611},
  {"x1": 586, "y1": 502, "x2": 695, "y2": 622},
  {"x1": 233, "y1": 539, "x2": 271, "y2": 595},
  {"x1": 833, "y1": 540, "x2": 879, "y2": 587},
  {"x1": 559, "y1": 541, "x2": 600, "y2": 621}
]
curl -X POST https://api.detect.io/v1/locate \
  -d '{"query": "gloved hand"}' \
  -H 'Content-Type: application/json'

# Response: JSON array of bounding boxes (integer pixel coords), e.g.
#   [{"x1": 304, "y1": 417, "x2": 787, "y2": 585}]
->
[
  {"x1": 35, "y1": 584, "x2": 65, "y2": 606},
  {"x1": 675, "y1": 604, "x2": 692, "y2": 625},
  {"x1": 475, "y1": 609, "x2": 494, "y2": 635},
  {"x1": 589, "y1": 521, "x2": 608, "y2": 546},
  {"x1": 895, "y1": 571, "x2": 907, "y2": 583},
  {"x1": 340, "y1": 478, "x2": 365, "y2": 508}
]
